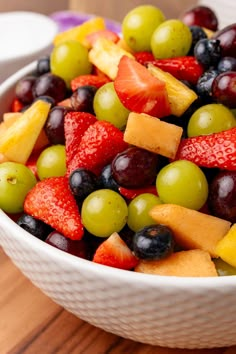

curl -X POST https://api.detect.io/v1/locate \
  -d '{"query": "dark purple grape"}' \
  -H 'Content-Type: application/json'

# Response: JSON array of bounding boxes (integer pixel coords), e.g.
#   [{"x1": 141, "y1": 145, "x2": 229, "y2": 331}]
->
[
  {"x1": 17, "y1": 213, "x2": 52, "y2": 241},
  {"x1": 111, "y1": 146, "x2": 159, "y2": 188},
  {"x1": 194, "y1": 38, "x2": 221, "y2": 69},
  {"x1": 212, "y1": 71, "x2": 236, "y2": 108},
  {"x1": 36, "y1": 56, "x2": 50, "y2": 75},
  {"x1": 15, "y1": 76, "x2": 36, "y2": 104},
  {"x1": 196, "y1": 69, "x2": 219, "y2": 101},
  {"x1": 45, "y1": 231, "x2": 88, "y2": 259},
  {"x1": 180, "y1": 5, "x2": 218, "y2": 31},
  {"x1": 208, "y1": 170, "x2": 236, "y2": 223},
  {"x1": 45, "y1": 106, "x2": 72, "y2": 144},
  {"x1": 217, "y1": 57, "x2": 236, "y2": 73},
  {"x1": 133, "y1": 224, "x2": 175, "y2": 260},
  {"x1": 69, "y1": 168, "x2": 98, "y2": 201},
  {"x1": 33, "y1": 73, "x2": 67, "y2": 103},
  {"x1": 213, "y1": 23, "x2": 236, "y2": 58},
  {"x1": 98, "y1": 164, "x2": 119, "y2": 192},
  {"x1": 70, "y1": 85, "x2": 97, "y2": 113}
]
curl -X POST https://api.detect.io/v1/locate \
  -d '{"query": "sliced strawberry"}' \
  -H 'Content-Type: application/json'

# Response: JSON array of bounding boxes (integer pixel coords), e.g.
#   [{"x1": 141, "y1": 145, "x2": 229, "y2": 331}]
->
[
  {"x1": 175, "y1": 127, "x2": 236, "y2": 171},
  {"x1": 71, "y1": 74, "x2": 110, "y2": 91},
  {"x1": 114, "y1": 56, "x2": 171, "y2": 118},
  {"x1": 86, "y1": 29, "x2": 120, "y2": 47},
  {"x1": 64, "y1": 111, "x2": 97, "y2": 166},
  {"x1": 67, "y1": 120, "x2": 128, "y2": 176},
  {"x1": 11, "y1": 98, "x2": 23, "y2": 112},
  {"x1": 93, "y1": 232, "x2": 139, "y2": 270},
  {"x1": 119, "y1": 185, "x2": 158, "y2": 200},
  {"x1": 24, "y1": 176, "x2": 84, "y2": 240},
  {"x1": 145, "y1": 56, "x2": 204, "y2": 85},
  {"x1": 134, "y1": 51, "x2": 155, "y2": 65}
]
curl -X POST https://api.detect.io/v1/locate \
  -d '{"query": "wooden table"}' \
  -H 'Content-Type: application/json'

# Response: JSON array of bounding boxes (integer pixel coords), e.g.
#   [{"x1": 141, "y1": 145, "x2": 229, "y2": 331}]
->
[{"x1": 0, "y1": 247, "x2": 234, "y2": 354}]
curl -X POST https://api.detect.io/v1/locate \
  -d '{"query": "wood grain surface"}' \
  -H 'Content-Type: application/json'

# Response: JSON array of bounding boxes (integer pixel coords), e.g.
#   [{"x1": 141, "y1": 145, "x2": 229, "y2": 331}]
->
[{"x1": 0, "y1": 247, "x2": 235, "y2": 354}]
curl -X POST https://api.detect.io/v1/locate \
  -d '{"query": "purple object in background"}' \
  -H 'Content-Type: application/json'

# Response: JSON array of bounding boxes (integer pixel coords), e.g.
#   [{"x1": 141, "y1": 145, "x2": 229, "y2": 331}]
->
[{"x1": 50, "y1": 11, "x2": 121, "y2": 33}]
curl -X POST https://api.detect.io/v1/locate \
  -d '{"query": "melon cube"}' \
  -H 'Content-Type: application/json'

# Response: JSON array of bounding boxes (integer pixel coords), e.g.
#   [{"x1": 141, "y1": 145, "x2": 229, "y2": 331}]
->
[
  {"x1": 135, "y1": 250, "x2": 218, "y2": 277},
  {"x1": 124, "y1": 112, "x2": 183, "y2": 159}
]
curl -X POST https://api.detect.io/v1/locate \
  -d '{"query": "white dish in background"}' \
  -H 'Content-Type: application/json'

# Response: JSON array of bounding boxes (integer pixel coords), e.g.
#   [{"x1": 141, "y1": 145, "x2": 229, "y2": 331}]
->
[{"x1": 0, "y1": 12, "x2": 58, "y2": 82}]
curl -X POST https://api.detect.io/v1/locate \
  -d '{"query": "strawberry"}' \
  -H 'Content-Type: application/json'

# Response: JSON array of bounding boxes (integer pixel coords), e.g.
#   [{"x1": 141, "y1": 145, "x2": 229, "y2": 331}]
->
[
  {"x1": 71, "y1": 74, "x2": 110, "y2": 91},
  {"x1": 67, "y1": 120, "x2": 128, "y2": 176},
  {"x1": 24, "y1": 176, "x2": 84, "y2": 240},
  {"x1": 135, "y1": 53, "x2": 204, "y2": 85},
  {"x1": 64, "y1": 111, "x2": 97, "y2": 166},
  {"x1": 26, "y1": 152, "x2": 40, "y2": 179},
  {"x1": 175, "y1": 127, "x2": 236, "y2": 171},
  {"x1": 11, "y1": 98, "x2": 23, "y2": 112},
  {"x1": 119, "y1": 186, "x2": 158, "y2": 200},
  {"x1": 93, "y1": 232, "x2": 139, "y2": 270},
  {"x1": 114, "y1": 56, "x2": 171, "y2": 118},
  {"x1": 86, "y1": 29, "x2": 120, "y2": 47}
]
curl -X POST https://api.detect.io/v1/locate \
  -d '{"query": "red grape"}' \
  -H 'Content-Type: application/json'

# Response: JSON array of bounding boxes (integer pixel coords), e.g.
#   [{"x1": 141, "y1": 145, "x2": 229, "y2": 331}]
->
[
  {"x1": 180, "y1": 6, "x2": 218, "y2": 31},
  {"x1": 212, "y1": 71, "x2": 236, "y2": 108},
  {"x1": 213, "y1": 23, "x2": 236, "y2": 58}
]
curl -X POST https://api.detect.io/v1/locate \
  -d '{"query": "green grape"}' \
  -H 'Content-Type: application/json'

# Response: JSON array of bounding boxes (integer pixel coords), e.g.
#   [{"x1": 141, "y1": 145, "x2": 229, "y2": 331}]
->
[
  {"x1": 37, "y1": 145, "x2": 66, "y2": 180},
  {"x1": 50, "y1": 40, "x2": 92, "y2": 87},
  {"x1": 156, "y1": 160, "x2": 208, "y2": 210},
  {"x1": 0, "y1": 162, "x2": 37, "y2": 214},
  {"x1": 214, "y1": 258, "x2": 236, "y2": 276},
  {"x1": 127, "y1": 193, "x2": 162, "y2": 232},
  {"x1": 151, "y1": 19, "x2": 192, "y2": 59},
  {"x1": 122, "y1": 5, "x2": 165, "y2": 52},
  {"x1": 93, "y1": 82, "x2": 130, "y2": 130},
  {"x1": 187, "y1": 103, "x2": 236, "y2": 137},
  {"x1": 81, "y1": 189, "x2": 128, "y2": 237}
]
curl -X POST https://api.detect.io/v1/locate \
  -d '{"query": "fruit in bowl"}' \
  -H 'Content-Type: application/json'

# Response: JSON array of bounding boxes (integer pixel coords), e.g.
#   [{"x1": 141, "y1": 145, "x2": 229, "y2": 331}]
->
[{"x1": 0, "y1": 5, "x2": 236, "y2": 349}]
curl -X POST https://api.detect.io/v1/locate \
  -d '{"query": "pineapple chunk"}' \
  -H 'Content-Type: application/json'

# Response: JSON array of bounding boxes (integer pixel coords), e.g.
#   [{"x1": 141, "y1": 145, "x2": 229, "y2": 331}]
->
[
  {"x1": 148, "y1": 64, "x2": 198, "y2": 117},
  {"x1": 88, "y1": 37, "x2": 134, "y2": 80},
  {"x1": 150, "y1": 204, "x2": 231, "y2": 257},
  {"x1": 124, "y1": 112, "x2": 183, "y2": 159},
  {"x1": 215, "y1": 224, "x2": 236, "y2": 267},
  {"x1": 0, "y1": 100, "x2": 50, "y2": 164},
  {"x1": 53, "y1": 17, "x2": 106, "y2": 47},
  {"x1": 135, "y1": 250, "x2": 218, "y2": 277}
]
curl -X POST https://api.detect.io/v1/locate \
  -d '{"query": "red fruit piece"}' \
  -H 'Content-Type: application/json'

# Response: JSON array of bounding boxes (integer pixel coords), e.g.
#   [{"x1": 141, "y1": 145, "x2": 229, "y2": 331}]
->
[
  {"x1": 175, "y1": 127, "x2": 236, "y2": 171},
  {"x1": 146, "y1": 56, "x2": 204, "y2": 85},
  {"x1": 67, "y1": 120, "x2": 128, "y2": 176},
  {"x1": 11, "y1": 98, "x2": 23, "y2": 112},
  {"x1": 24, "y1": 176, "x2": 84, "y2": 240},
  {"x1": 134, "y1": 51, "x2": 155, "y2": 65},
  {"x1": 71, "y1": 74, "x2": 110, "y2": 91},
  {"x1": 93, "y1": 232, "x2": 139, "y2": 270},
  {"x1": 86, "y1": 29, "x2": 120, "y2": 47},
  {"x1": 26, "y1": 152, "x2": 40, "y2": 179},
  {"x1": 64, "y1": 111, "x2": 97, "y2": 166},
  {"x1": 119, "y1": 185, "x2": 158, "y2": 200},
  {"x1": 114, "y1": 56, "x2": 171, "y2": 118}
]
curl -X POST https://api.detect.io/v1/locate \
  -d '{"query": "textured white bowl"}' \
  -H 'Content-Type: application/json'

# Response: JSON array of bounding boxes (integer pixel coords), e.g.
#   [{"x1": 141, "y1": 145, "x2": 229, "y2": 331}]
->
[{"x1": 1, "y1": 62, "x2": 236, "y2": 349}]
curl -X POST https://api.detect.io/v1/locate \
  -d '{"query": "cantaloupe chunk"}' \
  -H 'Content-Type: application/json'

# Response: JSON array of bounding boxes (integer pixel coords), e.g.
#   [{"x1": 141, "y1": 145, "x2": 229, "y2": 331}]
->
[
  {"x1": 150, "y1": 204, "x2": 231, "y2": 257},
  {"x1": 124, "y1": 112, "x2": 183, "y2": 159},
  {"x1": 148, "y1": 64, "x2": 198, "y2": 117},
  {"x1": 88, "y1": 37, "x2": 134, "y2": 80},
  {"x1": 135, "y1": 250, "x2": 218, "y2": 277},
  {"x1": 215, "y1": 224, "x2": 236, "y2": 267}
]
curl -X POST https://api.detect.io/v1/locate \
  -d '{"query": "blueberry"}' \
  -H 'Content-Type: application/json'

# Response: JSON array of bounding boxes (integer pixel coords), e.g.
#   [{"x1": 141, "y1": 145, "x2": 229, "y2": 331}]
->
[
  {"x1": 217, "y1": 56, "x2": 236, "y2": 73},
  {"x1": 194, "y1": 38, "x2": 222, "y2": 69},
  {"x1": 36, "y1": 56, "x2": 50, "y2": 76},
  {"x1": 133, "y1": 224, "x2": 175, "y2": 260},
  {"x1": 196, "y1": 69, "x2": 219, "y2": 100},
  {"x1": 98, "y1": 164, "x2": 119, "y2": 192},
  {"x1": 69, "y1": 168, "x2": 98, "y2": 201},
  {"x1": 189, "y1": 25, "x2": 207, "y2": 55},
  {"x1": 17, "y1": 213, "x2": 52, "y2": 240}
]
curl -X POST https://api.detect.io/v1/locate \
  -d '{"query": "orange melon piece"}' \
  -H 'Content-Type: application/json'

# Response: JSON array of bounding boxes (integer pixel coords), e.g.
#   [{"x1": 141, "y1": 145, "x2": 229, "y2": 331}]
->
[
  {"x1": 135, "y1": 249, "x2": 218, "y2": 277},
  {"x1": 88, "y1": 37, "x2": 134, "y2": 80},
  {"x1": 150, "y1": 204, "x2": 231, "y2": 257},
  {"x1": 215, "y1": 224, "x2": 236, "y2": 267},
  {"x1": 124, "y1": 112, "x2": 183, "y2": 159}
]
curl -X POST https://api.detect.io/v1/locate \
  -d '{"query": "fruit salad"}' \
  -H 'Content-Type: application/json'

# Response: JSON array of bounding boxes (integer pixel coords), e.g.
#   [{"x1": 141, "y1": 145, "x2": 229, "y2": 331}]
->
[{"x1": 0, "y1": 5, "x2": 235, "y2": 277}]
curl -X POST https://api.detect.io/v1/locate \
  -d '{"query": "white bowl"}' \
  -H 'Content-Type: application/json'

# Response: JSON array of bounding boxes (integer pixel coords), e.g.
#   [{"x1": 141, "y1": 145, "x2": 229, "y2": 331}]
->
[
  {"x1": 1, "y1": 62, "x2": 236, "y2": 350},
  {"x1": 0, "y1": 12, "x2": 58, "y2": 82}
]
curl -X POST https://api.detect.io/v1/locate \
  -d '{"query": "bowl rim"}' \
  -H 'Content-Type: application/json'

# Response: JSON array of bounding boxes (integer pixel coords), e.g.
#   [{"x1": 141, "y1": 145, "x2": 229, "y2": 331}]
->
[{"x1": 1, "y1": 61, "x2": 236, "y2": 289}]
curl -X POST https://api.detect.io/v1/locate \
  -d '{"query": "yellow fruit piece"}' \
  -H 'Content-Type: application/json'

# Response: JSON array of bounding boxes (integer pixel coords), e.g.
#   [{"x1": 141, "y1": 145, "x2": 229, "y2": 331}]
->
[
  {"x1": 150, "y1": 204, "x2": 231, "y2": 257},
  {"x1": 89, "y1": 37, "x2": 134, "y2": 80},
  {"x1": 148, "y1": 64, "x2": 198, "y2": 117},
  {"x1": 135, "y1": 249, "x2": 218, "y2": 277},
  {"x1": 53, "y1": 17, "x2": 106, "y2": 47},
  {"x1": 116, "y1": 38, "x2": 134, "y2": 54},
  {"x1": 0, "y1": 100, "x2": 51, "y2": 164},
  {"x1": 124, "y1": 112, "x2": 183, "y2": 159},
  {"x1": 215, "y1": 224, "x2": 236, "y2": 267}
]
